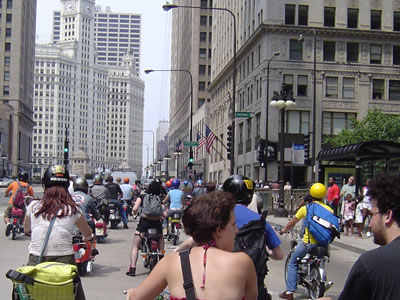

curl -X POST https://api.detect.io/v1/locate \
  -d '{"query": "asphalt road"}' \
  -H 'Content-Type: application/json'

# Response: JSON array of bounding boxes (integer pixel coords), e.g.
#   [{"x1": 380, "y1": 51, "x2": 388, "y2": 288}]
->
[{"x1": 0, "y1": 186, "x2": 359, "y2": 300}]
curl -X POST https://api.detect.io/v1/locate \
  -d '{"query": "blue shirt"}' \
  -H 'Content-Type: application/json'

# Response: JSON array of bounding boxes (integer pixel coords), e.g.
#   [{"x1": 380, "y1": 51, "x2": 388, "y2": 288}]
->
[
  {"x1": 234, "y1": 204, "x2": 281, "y2": 250},
  {"x1": 120, "y1": 183, "x2": 134, "y2": 200},
  {"x1": 169, "y1": 189, "x2": 183, "y2": 209}
]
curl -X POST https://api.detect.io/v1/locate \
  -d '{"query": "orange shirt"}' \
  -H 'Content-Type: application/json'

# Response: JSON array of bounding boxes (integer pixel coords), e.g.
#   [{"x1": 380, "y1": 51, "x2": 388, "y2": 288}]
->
[{"x1": 6, "y1": 181, "x2": 34, "y2": 205}]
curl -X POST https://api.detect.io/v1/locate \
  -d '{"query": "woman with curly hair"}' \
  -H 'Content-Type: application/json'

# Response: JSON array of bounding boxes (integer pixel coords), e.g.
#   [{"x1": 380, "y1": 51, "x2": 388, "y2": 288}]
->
[
  {"x1": 126, "y1": 191, "x2": 257, "y2": 300},
  {"x1": 24, "y1": 165, "x2": 93, "y2": 300}
]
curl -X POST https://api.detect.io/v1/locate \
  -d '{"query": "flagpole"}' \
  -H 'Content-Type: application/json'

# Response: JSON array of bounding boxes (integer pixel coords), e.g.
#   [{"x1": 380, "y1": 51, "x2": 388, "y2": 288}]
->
[{"x1": 196, "y1": 130, "x2": 225, "y2": 161}]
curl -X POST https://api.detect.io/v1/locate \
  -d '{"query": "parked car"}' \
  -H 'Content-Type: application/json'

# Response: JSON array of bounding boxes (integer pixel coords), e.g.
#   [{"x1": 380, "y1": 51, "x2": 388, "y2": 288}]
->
[{"x1": 0, "y1": 178, "x2": 12, "y2": 188}]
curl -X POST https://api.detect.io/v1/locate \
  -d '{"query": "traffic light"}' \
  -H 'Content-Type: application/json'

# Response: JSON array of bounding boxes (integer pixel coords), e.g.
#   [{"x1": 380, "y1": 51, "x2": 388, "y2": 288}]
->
[
  {"x1": 188, "y1": 155, "x2": 194, "y2": 169},
  {"x1": 64, "y1": 140, "x2": 69, "y2": 166},
  {"x1": 227, "y1": 125, "x2": 233, "y2": 160},
  {"x1": 303, "y1": 133, "x2": 310, "y2": 165},
  {"x1": 257, "y1": 139, "x2": 266, "y2": 167}
]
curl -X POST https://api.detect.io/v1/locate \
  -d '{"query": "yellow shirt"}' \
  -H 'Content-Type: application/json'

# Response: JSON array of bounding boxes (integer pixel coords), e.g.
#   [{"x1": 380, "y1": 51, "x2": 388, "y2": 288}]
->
[{"x1": 295, "y1": 200, "x2": 333, "y2": 244}]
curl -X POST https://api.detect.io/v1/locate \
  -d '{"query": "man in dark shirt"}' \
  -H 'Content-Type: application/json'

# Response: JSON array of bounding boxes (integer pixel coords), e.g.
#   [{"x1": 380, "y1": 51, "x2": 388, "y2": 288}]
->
[
  {"x1": 104, "y1": 175, "x2": 123, "y2": 200},
  {"x1": 320, "y1": 173, "x2": 400, "y2": 300}
]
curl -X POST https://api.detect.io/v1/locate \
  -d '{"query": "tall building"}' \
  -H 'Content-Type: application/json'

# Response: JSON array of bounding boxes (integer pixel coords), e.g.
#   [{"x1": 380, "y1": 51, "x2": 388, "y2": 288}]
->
[
  {"x1": 0, "y1": 0, "x2": 37, "y2": 176},
  {"x1": 168, "y1": 0, "x2": 213, "y2": 179},
  {"x1": 52, "y1": 5, "x2": 141, "y2": 74},
  {"x1": 32, "y1": 0, "x2": 144, "y2": 177}
]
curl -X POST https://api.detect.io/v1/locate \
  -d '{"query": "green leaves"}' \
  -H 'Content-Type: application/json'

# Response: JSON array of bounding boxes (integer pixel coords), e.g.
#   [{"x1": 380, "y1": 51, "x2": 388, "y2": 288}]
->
[{"x1": 323, "y1": 109, "x2": 400, "y2": 147}]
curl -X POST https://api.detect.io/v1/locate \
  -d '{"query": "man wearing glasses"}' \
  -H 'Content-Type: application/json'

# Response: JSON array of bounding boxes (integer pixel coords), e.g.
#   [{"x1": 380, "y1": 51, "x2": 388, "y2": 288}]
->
[{"x1": 320, "y1": 173, "x2": 400, "y2": 300}]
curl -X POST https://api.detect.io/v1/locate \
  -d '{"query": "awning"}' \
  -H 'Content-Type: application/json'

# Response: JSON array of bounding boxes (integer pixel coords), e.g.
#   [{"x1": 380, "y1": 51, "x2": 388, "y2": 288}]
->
[{"x1": 317, "y1": 140, "x2": 400, "y2": 162}]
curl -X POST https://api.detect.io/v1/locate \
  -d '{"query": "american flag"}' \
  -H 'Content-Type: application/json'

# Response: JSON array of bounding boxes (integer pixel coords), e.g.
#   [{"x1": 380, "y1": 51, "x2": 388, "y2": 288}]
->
[
  {"x1": 196, "y1": 132, "x2": 206, "y2": 157},
  {"x1": 205, "y1": 125, "x2": 216, "y2": 153},
  {"x1": 177, "y1": 139, "x2": 184, "y2": 152}
]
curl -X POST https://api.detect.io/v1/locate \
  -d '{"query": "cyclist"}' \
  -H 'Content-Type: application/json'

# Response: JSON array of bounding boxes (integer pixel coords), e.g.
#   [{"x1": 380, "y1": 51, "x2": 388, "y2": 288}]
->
[
  {"x1": 4, "y1": 171, "x2": 34, "y2": 236},
  {"x1": 89, "y1": 174, "x2": 111, "y2": 225},
  {"x1": 120, "y1": 177, "x2": 134, "y2": 229},
  {"x1": 162, "y1": 178, "x2": 184, "y2": 237},
  {"x1": 278, "y1": 183, "x2": 333, "y2": 300}
]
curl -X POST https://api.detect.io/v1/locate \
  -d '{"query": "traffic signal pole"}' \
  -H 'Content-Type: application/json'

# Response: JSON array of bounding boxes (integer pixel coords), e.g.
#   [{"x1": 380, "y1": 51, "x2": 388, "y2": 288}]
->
[{"x1": 64, "y1": 126, "x2": 69, "y2": 168}]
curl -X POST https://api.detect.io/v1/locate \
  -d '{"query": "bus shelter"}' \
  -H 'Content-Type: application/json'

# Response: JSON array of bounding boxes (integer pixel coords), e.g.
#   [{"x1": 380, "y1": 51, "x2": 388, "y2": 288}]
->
[{"x1": 317, "y1": 140, "x2": 400, "y2": 195}]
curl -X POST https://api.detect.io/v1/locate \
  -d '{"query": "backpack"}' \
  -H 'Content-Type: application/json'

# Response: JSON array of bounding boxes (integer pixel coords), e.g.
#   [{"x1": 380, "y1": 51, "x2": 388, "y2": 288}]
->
[
  {"x1": 305, "y1": 202, "x2": 340, "y2": 246},
  {"x1": 13, "y1": 181, "x2": 30, "y2": 209},
  {"x1": 142, "y1": 194, "x2": 163, "y2": 217},
  {"x1": 233, "y1": 210, "x2": 270, "y2": 299}
]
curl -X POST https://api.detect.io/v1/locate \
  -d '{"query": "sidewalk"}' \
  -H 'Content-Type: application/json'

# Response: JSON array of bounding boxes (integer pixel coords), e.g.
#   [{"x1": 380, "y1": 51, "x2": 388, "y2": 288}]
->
[{"x1": 267, "y1": 215, "x2": 378, "y2": 254}]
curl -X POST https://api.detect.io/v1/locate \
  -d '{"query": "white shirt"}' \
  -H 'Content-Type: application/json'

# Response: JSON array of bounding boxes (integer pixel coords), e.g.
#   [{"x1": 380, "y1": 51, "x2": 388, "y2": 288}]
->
[{"x1": 26, "y1": 200, "x2": 81, "y2": 256}]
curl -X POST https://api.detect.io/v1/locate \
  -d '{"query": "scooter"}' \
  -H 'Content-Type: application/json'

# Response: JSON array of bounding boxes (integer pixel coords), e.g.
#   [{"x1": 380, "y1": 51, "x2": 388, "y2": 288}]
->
[
  {"x1": 94, "y1": 216, "x2": 108, "y2": 243},
  {"x1": 72, "y1": 232, "x2": 97, "y2": 276},
  {"x1": 109, "y1": 202, "x2": 122, "y2": 229},
  {"x1": 140, "y1": 228, "x2": 165, "y2": 271},
  {"x1": 168, "y1": 212, "x2": 182, "y2": 246},
  {"x1": 9, "y1": 196, "x2": 34, "y2": 240}
]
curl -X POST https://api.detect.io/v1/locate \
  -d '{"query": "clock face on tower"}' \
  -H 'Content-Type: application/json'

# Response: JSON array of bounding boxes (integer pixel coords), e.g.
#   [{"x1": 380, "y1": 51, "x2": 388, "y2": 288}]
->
[
  {"x1": 85, "y1": 3, "x2": 93, "y2": 14},
  {"x1": 64, "y1": 1, "x2": 76, "y2": 13}
]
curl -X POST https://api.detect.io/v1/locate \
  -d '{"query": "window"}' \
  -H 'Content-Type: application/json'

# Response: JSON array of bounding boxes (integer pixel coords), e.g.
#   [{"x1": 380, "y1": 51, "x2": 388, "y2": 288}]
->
[
  {"x1": 3, "y1": 86, "x2": 9, "y2": 95},
  {"x1": 4, "y1": 57, "x2": 10, "y2": 66},
  {"x1": 298, "y1": 5, "x2": 308, "y2": 25},
  {"x1": 5, "y1": 42, "x2": 11, "y2": 52},
  {"x1": 370, "y1": 44, "x2": 382, "y2": 64},
  {"x1": 283, "y1": 74, "x2": 293, "y2": 92},
  {"x1": 200, "y1": 32, "x2": 207, "y2": 42},
  {"x1": 298, "y1": 75, "x2": 308, "y2": 96},
  {"x1": 324, "y1": 7, "x2": 335, "y2": 27},
  {"x1": 323, "y1": 112, "x2": 356, "y2": 135},
  {"x1": 393, "y1": 46, "x2": 400, "y2": 65},
  {"x1": 348, "y1": 8, "x2": 358, "y2": 28},
  {"x1": 200, "y1": 0, "x2": 207, "y2": 8},
  {"x1": 285, "y1": 4, "x2": 295, "y2": 25},
  {"x1": 347, "y1": 43, "x2": 359, "y2": 63},
  {"x1": 288, "y1": 111, "x2": 309, "y2": 134},
  {"x1": 4, "y1": 71, "x2": 10, "y2": 81},
  {"x1": 199, "y1": 81, "x2": 206, "y2": 91},
  {"x1": 371, "y1": 10, "x2": 382, "y2": 30},
  {"x1": 373, "y1": 79, "x2": 384, "y2": 99},
  {"x1": 199, "y1": 65, "x2": 206, "y2": 75},
  {"x1": 6, "y1": 14, "x2": 12, "y2": 23},
  {"x1": 5, "y1": 28, "x2": 11, "y2": 37},
  {"x1": 394, "y1": 12, "x2": 400, "y2": 31},
  {"x1": 289, "y1": 40, "x2": 302, "y2": 60},
  {"x1": 6, "y1": 0, "x2": 12, "y2": 9},
  {"x1": 343, "y1": 77, "x2": 355, "y2": 98},
  {"x1": 323, "y1": 41, "x2": 336, "y2": 61},
  {"x1": 200, "y1": 16, "x2": 207, "y2": 26},
  {"x1": 198, "y1": 98, "x2": 205, "y2": 108},
  {"x1": 326, "y1": 77, "x2": 338, "y2": 97},
  {"x1": 389, "y1": 80, "x2": 400, "y2": 100}
]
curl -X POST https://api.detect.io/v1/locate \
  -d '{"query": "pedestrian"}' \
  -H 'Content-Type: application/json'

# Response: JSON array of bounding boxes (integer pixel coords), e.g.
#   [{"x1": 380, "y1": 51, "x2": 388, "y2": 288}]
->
[
  {"x1": 284, "y1": 181, "x2": 292, "y2": 191},
  {"x1": 319, "y1": 173, "x2": 400, "y2": 300},
  {"x1": 339, "y1": 176, "x2": 356, "y2": 218},
  {"x1": 354, "y1": 195, "x2": 363, "y2": 238},
  {"x1": 343, "y1": 194, "x2": 355, "y2": 236},
  {"x1": 360, "y1": 178, "x2": 373, "y2": 237},
  {"x1": 126, "y1": 191, "x2": 257, "y2": 300},
  {"x1": 326, "y1": 177, "x2": 340, "y2": 216}
]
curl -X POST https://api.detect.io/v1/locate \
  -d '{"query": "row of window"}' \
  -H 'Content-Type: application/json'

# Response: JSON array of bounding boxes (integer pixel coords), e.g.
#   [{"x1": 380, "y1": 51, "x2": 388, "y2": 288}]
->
[
  {"x1": 285, "y1": 5, "x2": 400, "y2": 31},
  {"x1": 0, "y1": 0, "x2": 13, "y2": 9}
]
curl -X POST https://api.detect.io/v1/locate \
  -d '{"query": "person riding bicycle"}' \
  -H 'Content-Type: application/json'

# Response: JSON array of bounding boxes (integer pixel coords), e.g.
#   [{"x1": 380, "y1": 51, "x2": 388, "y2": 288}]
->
[
  {"x1": 120, "y1": 177, "x2": 134, "y2": 229},
  {"x1": 192, "y1": 179, "x2": 207, "y2": 197},
  {"x1": 89, "y1": 174, "x2": 111, "y2": 225},
  {"x1": 72, "y1": 177, "x2": 101, "y2": 233},
  {"x1": 4, "y1": 171, "x2": 34, "y2": 237},
  {"x1": 24, "y1": 165, "x2": 93, "y2": 300},
  {"x1": 278, "y1": 183, "x2": 333, "y2": 300},
  {"x1": 181, "y1": 179, "x2": 192, "y2": 197},
  {"x1": 162, "y1": 178, "x2": 184, "y2": 237},
  {"x1": 126, "y1": 180, "x2": 165, "y2": 277}
]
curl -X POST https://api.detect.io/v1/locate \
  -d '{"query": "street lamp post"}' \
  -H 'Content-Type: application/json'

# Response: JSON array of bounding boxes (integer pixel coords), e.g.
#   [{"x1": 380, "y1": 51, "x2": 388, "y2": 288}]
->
[
  {"x1": 299, "y1": 29, "x2": 317, "y2": 182},
  {"x1": 133, "y1": 129, "x2": 155, "y2": 178},
  {"x1": 164, "y1": 155, "x2": 171, "y2": 177},
  {"x1": 144, "y1": 68, "x2": 194, "y2": 174},
  {"x1": 163, "y1": 3, "x2": 237, "y2": 175},
  {"x1": 265, "y1": 52, "x2": 280, "y2": 182},
  {"x1": 270, "y1": 83, "x2": 296, "y2": 217},
  {"x1": 173, "y1": 149, "x2": 182, "y2": 178}
]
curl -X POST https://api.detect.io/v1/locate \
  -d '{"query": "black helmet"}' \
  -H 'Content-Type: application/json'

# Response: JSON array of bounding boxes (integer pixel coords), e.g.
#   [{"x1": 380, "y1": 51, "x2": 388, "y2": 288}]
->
[
  {"x1": 73, "y1": 176, "x2": 89, "y2": 193},
  {"x1": 223, "y1": 175, "x2": 255, "y2": 205},
  {"x1": 93, "y1": 174, "x2": 103, "y2": 185},
  {"x1": 18, "y1": 171, "x2": 29, "y2": 182},
  {"x1": 42, "y1": 165, "x2": 69, "y2": 188}
]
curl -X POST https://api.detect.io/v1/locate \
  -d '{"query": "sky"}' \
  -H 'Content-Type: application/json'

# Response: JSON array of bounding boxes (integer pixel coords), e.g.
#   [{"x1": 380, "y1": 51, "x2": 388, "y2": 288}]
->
[{"x1": 36, "y1": 0, "x2": 172, "y2": 171}]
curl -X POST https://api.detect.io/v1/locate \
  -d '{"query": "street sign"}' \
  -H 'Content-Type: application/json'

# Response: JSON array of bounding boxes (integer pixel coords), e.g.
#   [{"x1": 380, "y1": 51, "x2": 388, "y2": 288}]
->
[
  {"x1": 183, "y1": 141, "x2": 199, "y2": 147},
  {"x1": 235, "y1": 112, "x2": 252, "y2": 118}
]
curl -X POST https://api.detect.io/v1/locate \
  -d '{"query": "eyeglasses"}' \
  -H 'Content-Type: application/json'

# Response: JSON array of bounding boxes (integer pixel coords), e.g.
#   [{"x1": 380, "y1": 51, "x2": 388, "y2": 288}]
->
[{"x1": 371, "y1": 211, "x2": 381, "y2": 218}]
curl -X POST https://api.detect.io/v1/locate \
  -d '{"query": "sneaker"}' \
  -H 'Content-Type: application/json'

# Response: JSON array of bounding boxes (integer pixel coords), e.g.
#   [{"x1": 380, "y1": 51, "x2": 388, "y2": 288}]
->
[
  {"x1": 279, "y1": 291, "x2": 293, "y2": 300},
  {"x1": 126, "y1": 267, "x2": 136, "y2": 277},
  {"x1": 124, "y1": 224, "x2": 128, "y2": 229},
  {"x1": 5, "y1": 223, "x2": 12, "y2": 237}
]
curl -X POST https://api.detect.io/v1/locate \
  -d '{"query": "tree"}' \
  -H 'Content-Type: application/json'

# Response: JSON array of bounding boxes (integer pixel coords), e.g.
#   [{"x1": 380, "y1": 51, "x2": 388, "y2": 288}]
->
[{"x1": 323, "y1": 109, "x2": 400, "y2": 147}]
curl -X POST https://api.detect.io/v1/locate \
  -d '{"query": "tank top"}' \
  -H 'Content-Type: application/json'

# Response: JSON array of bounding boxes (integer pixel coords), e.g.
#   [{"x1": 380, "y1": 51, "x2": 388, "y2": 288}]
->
[{"x1": 169, "y1": 189, "x2": 183, "y2": 209}]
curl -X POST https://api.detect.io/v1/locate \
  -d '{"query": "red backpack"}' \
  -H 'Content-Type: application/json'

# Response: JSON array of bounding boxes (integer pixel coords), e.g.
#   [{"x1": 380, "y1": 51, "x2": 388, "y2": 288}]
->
[{"x1": 13, "y1": 181, "x2": 30, "y2": 208}]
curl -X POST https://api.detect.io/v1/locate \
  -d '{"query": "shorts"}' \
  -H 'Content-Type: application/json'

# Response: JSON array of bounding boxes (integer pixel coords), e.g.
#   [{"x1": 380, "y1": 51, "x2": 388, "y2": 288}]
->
[
  {"x1": 362, "y1": 202, "x2": 372, "y2": 210},
  {"x1": 136, "y1": 218, "x2": 162, "y2": 234},
  {"x1": 344, "y1": 214, "x2": 354, "y2": 221},
  {"x1": 3, "y1": 204, "x2": 13, "y2": 219}
]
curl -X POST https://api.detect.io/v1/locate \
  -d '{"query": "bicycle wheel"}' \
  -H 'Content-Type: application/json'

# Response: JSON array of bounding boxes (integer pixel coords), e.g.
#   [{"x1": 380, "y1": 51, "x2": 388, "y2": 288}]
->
[
  {"x1": 308, "y1": 265, "x2": 325, "y2": 300},
  {"x1": 284, "y1": 253, "x2": 291, "y2": 285}
]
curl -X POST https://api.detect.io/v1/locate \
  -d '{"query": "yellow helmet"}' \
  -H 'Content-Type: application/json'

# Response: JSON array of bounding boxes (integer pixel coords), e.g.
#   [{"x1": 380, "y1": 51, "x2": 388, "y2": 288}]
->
[{"x1": 309, "y1": 183, "x2": 327, "y2": 199}]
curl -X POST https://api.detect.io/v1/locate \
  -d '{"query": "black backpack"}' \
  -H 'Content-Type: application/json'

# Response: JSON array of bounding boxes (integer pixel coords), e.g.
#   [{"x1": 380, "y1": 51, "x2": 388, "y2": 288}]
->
[{"x1": 233, "y1": 210, "x2": 270, "y2": 300}]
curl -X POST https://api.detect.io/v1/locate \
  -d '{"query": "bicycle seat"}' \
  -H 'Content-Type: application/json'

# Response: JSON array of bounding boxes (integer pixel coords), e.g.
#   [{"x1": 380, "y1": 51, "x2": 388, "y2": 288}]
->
[{"x1": 310, "y1": 245, "x2": 329, "y2": 258}]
